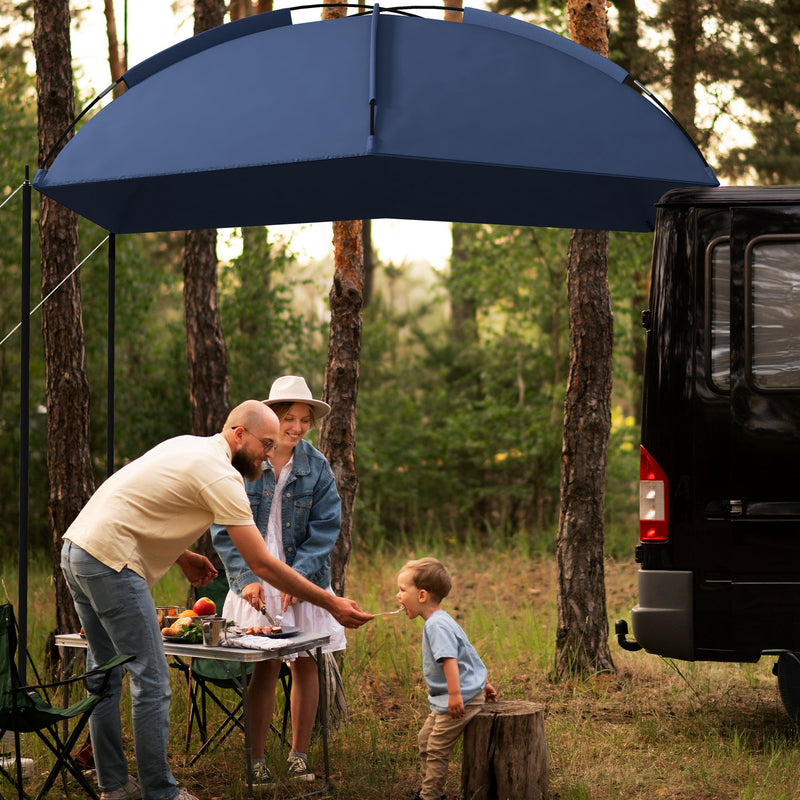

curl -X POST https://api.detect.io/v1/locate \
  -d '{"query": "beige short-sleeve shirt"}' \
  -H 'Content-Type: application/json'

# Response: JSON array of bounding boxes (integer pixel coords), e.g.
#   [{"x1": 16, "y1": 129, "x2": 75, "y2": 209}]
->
[{"x1": 64, "y1": 433, "x2": 253, "y2": 586}]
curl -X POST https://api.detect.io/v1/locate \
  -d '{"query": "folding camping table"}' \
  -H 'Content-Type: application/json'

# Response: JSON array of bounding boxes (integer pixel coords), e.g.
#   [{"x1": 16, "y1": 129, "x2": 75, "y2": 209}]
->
[{"x1": 55, "y1": 631, "x2": 331, "y2": 800}]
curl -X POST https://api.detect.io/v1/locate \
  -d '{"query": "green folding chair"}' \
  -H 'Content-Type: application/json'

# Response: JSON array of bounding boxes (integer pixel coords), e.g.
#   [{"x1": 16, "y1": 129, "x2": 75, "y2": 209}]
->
[
  {"x1": 170, "y1": 573, "x2": 291, "y2": 765},
  {"x1": 0, "y1": 603, "x2": 133, "y2": 800}
]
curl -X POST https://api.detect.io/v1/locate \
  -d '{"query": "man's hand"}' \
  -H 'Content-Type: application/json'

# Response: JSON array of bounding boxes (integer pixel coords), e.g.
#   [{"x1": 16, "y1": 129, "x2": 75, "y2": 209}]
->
[
  {"x1": 484, "y1": 682, "x2": 498, "y2": 702},
  {"x1": 329, "y1": 596, "x2": 374, "y2": 628},
  {"x1": 176, "y1": 551, "x2": 218, "y2": 587}
]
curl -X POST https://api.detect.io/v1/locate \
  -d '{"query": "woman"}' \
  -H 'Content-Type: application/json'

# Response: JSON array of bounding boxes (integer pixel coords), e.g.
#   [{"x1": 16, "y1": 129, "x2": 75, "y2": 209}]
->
[{"x1": 211, "y1": 376, "x2": 346, "y2": 785}]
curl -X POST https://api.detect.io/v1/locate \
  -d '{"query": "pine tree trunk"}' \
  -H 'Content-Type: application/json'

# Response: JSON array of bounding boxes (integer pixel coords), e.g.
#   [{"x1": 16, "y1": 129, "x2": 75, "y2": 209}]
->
[
  {"x1": 181, "y1": 1, "x2": 229, "y2": 585},
  {"x1": 319, "y1": 0, "x2": 364, "y2": 599},
  {"x1": 103, "y1": 0, "x2": 126, "y2": 98},
  {"x1": 669, "y1": 0, "x2": 700, "y2": 141},
  {"x1": 34, "y1": 0, "x2": 89, "y2": 653},
  {"x1": 361, "y1": 218, "x2": 374, "y2": 308},
  {"x1": 184, "y1": 228, "x2": 229, "y2": 437},
  {"x1": 552, "y1": 0, "x2": 616, "y2": 680},
  {"x1": 554, "y1": 228, "x2": 615, "y2": 678},
  {"x1": 183, "y1": 226, "x2": 229, "y2": 577},
  {"x1": 319, "y1": 219, "x2": 364, "y2": 598}
]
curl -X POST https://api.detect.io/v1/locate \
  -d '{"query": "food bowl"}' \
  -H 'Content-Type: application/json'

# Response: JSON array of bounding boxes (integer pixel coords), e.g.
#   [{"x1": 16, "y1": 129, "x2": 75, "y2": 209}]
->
[{"x1": 156, "y1": 606, "x2": 184, "y2": 629}]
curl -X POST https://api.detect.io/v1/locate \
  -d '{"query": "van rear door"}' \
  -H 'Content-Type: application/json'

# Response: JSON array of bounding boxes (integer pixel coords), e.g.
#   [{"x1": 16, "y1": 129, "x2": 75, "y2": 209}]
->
[{"x1": 727, "y1": 204, "x2": 800, "y2": 655}]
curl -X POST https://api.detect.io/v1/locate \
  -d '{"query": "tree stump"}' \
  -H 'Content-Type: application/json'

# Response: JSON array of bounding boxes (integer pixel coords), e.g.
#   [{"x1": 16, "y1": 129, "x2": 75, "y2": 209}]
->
[{"x1": 461, "y1": 700, "x2": 548, "y2": 800}]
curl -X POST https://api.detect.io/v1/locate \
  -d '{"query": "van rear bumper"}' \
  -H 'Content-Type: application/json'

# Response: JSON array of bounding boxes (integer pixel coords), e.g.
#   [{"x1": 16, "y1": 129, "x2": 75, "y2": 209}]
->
[{"x1": 631, "y1": 570, "x2": 694, "y2": 660}]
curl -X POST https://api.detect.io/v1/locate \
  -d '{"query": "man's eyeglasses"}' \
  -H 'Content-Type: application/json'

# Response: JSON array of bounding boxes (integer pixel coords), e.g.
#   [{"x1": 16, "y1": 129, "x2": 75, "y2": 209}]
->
[{"x1": 231, "y1": 426, "x2": 277, "y2": 454}]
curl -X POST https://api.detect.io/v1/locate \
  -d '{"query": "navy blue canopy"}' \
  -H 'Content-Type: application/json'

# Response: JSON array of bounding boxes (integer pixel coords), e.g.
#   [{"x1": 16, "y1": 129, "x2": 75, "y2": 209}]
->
[{"x1": 33, "y1": 5, "x2": 717, "y2": 233}]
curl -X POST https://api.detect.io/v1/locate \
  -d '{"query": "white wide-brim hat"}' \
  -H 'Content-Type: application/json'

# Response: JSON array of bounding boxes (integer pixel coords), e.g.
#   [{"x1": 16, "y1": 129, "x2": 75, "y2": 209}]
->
[{"x1": 262, "y1": 375, "x2": 331, "y2": 419}]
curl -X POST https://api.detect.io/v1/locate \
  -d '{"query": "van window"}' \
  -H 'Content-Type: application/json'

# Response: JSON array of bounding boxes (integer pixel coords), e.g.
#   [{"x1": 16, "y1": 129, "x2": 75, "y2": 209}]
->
[
  {"x1": 750, "y1": 238, "x2": 800, "y2": 390},
  {"x1": 710, "y1": 241, "x2": 731, "y2": 391}
]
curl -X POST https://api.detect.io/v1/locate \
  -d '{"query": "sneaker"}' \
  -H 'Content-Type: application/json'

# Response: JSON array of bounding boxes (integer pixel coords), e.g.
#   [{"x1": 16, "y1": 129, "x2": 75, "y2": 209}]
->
[
  {"x1": 250, "y1": 762, "x2": 274, "y2": 786},
  {"x1": 173, "y1": 791, "x2": 200, "y2": 800},
  {"x1": 287, "y1": 753, "x2": 315, "y2": 782},
  {"x1": 99, "y1": 777, "x2": 142, "y2": 800},
  {"x1": 0, "y1": 757, "x2": 34, "y2": 779}
]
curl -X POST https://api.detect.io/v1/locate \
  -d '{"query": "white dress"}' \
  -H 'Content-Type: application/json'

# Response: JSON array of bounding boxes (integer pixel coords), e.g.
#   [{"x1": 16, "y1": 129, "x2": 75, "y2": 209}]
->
[{"x1": 222, "y1": 457, "x2": 347, "y2": 660}]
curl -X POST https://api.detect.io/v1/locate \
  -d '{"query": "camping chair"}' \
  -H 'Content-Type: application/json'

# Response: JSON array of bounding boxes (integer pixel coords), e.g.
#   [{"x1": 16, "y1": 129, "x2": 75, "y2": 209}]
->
[
  {"x1": 170, "y1": 573, "x2": 291, "y2": 765},
  {"x1": 0, "y1": 603, "x2": 133, "y2": 800}
]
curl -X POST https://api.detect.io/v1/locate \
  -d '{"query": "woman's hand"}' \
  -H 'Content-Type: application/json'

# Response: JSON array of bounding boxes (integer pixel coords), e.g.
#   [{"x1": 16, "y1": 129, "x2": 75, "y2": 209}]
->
[
  {"x1": 281, "y1": 592, "x2": 299, "y2": 612},
  {"x1": 329, "y1": 596, "x2": 374, "y2": 628},
  {"x1": 242, "y1": 581, "x2": 265, "y2": 611}
]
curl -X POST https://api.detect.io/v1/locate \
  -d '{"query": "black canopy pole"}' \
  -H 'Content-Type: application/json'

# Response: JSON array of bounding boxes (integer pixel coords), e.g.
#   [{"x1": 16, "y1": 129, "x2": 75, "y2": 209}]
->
[
  {"x1": 18, "y1": 167, "x2": 31, "y2": 683},
  {"x1": 106, "y1": 233, "x2": 116, "y2": 478}
]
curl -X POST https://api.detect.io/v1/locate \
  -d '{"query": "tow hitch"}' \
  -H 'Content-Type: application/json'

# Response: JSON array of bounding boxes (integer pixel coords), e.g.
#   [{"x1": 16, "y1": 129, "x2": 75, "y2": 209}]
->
[{"x1": 615, "y1": 619, "x2": 643, "y2": 652}]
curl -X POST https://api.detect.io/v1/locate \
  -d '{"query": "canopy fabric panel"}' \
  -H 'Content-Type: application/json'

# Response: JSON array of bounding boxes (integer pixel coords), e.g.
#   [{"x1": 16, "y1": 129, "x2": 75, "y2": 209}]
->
[{"x1": 33, "y1": 6, "x2": 718, "y2": 234}]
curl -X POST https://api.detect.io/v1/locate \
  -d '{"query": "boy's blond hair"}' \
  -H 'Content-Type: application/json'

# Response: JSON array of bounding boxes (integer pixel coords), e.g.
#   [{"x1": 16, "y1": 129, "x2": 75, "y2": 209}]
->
[{"x1": 400, "y1": 556, "x2": 452, "y2": 603}]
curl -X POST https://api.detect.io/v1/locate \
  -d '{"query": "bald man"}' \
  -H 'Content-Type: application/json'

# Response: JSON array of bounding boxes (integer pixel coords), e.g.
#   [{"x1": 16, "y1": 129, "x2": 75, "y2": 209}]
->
[{"x1": 61, "y1": 400, "x2": 372, "y2": 800}]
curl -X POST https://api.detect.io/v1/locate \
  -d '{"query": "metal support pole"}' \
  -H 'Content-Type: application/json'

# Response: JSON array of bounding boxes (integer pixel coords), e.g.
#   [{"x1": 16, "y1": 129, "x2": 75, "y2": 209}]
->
[
  {"x1": 106, "y1": 233, "x2": 116, "y2": 477},
  {"x1": 18, "y1": 167, "x2": 31, "y2": 683}
]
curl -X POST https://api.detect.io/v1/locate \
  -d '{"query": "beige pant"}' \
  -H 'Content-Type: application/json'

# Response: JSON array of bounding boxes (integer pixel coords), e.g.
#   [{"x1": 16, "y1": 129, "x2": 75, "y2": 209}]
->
[{"x1": 417, "y1": 694, "x2": 484, "y2": 800}]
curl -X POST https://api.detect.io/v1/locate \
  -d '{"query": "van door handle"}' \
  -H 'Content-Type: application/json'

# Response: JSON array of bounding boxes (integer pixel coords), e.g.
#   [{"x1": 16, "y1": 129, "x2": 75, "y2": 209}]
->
[{"x1": 728, "y1": 499, "x2": 743, "y2": 517}]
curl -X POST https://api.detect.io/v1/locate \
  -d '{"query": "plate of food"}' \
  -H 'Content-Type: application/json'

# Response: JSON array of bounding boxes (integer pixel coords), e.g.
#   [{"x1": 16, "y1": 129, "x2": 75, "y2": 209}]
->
[
  {"x1": 162, "y1": 617, "x2": 203, "y2": 644},
  {"x1": 241, "y1": 624, "x2": 300, "y2": 639}
]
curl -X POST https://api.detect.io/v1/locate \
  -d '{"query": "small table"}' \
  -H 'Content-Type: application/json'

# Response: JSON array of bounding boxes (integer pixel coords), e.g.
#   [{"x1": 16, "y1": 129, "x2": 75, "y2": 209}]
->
[{"x1": 55, "y1": 631, "x2": 332, "y2": 800}]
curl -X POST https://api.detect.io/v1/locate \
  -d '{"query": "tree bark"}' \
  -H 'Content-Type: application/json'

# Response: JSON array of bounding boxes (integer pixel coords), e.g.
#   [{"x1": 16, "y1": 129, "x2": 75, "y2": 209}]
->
[
  {"x1": 34, "y1": 0, "x2": 89, "y2": 655},
  {"x1": 443, "y1": 0, "x2": 463, "y2": 22},
  {"x1": 462, "y1": 701, "x2": 549, "y2": 800},
  {"x1": 361, "y1": 218, "x2": 374, "y2": 308},
  {"x1": 319, "y1": 0, "x2": 364, "y2": 599},
  {"x1": 103, "y1": 0, "x2": 126, "y2": 98},
  {"x1": 319, "y1": 219, "x2": 364, "y2": 598},
  {"x1": 182, "y1": 0, "x2": 228, "y2": 586},
  {"x1": 554, "y1": 227, "x2": 615, "y2": 678},
  {"x1": 183, "y1": 227, "x2": 229, "y2": 438},
  {"x1": 449, "y1": 223, "x2": 479, "y2": 351},
  {"x1": 555, "y1": 0, "x2": 616, "y2": 681},
  {"x1": 668, "y1": 0, "x2": 700, "y2": 141}
]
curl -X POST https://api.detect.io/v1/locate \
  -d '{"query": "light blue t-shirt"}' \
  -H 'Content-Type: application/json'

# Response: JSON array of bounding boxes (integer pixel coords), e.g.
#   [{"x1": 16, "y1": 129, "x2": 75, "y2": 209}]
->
[{"x1": 422, "y1": 609, "x2": 487, "y2": 714}]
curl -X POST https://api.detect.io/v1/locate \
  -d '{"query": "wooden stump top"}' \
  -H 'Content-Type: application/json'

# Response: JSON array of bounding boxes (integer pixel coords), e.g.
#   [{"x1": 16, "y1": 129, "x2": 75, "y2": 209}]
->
[{"x1": 474, "y1": 700, "x2": 545, "y2": 717}]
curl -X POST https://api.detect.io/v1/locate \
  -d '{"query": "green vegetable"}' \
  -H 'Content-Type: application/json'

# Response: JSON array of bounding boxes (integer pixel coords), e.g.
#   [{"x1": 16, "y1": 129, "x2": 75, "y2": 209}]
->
[{"x1": 177, "y1": 623, "x2": 203, "y2": 644}]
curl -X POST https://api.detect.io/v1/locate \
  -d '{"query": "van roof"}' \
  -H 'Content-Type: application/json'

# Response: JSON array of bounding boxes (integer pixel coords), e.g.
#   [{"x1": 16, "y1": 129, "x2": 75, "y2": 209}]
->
[{"x1": 658, "y1": 185, "x2": 800, "y2": 208}]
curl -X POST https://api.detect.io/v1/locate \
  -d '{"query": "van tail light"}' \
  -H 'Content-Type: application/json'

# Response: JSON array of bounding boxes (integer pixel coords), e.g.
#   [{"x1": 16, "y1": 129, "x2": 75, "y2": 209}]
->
[{"x1": 639, "y1": 446, "x2": 669, "y2": 542}]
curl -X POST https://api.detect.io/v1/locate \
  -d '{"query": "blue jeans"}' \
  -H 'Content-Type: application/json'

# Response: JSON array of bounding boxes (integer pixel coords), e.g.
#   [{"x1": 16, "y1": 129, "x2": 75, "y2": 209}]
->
[{"x1": 61, "y1": 541, "x2": 178, "y2": 800}]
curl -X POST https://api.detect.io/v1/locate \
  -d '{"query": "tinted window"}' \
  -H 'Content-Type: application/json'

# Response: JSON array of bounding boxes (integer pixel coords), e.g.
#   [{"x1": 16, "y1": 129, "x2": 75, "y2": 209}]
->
[
  {"x1": 750, "y1": 239, "x2": 800, "y2": 389},
  {"x1": 710, "y1": 242, "x2": 730, "y2": 391}
]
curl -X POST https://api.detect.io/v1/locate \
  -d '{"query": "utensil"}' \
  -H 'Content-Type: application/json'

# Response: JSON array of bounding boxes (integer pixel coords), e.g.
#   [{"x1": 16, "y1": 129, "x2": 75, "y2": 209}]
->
[
  {"x1": 259, "y1": 605, "x2": 278, "y2": 626},
  {"x1": 371, "y1": 609, "x2": 403, "y2": 616}
]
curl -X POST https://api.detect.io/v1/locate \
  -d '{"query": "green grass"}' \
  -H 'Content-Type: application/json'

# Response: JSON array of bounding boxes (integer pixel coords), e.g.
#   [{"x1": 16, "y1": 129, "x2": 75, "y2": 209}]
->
[{"x1": 2, "y1": 542, "x2": 799, "y2": 799}]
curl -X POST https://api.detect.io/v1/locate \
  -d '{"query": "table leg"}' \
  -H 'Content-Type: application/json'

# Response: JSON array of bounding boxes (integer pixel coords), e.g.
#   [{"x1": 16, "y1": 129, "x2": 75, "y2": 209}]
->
[
  {"x1": 240, "y1": 662, "x2": 254, "y2": 800},
  {"x1": 316, "y1": 646, "x2": 331, "y2": 788}
]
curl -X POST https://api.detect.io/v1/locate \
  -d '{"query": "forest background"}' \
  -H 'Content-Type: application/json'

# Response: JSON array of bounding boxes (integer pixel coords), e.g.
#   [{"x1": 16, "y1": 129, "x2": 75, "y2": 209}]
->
[{"x1": 0, "y1": 0, "x2": 798, "y2": 647}]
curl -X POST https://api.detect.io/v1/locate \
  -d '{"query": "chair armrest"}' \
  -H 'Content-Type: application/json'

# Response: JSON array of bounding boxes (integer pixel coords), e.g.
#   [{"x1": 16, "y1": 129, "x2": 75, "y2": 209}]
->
[{"x1": 19, "y1": 654, "x2": 135, "y2": 692}]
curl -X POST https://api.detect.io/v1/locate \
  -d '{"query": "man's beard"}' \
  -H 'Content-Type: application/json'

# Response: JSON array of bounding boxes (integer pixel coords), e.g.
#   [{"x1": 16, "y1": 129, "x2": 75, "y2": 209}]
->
[{"x1": 232, "y1": 450, "x2": 262, "y2": 482}]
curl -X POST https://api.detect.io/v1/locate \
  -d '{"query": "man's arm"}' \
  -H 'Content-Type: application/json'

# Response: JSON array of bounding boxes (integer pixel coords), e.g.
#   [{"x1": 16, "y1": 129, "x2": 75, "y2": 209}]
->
[{"x1": 226, "y1": 524, "x2": 372, "y2": 628}]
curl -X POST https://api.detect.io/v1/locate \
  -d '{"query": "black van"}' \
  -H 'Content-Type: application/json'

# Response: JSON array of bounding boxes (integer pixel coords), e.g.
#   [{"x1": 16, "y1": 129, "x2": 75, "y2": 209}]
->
[{"x1": 616, "y1": 185, "x2": 800, "y2": 720}]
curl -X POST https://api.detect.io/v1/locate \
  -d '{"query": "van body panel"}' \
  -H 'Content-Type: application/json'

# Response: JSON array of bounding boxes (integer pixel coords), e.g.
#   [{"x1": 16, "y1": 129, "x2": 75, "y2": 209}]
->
[
  {"x1": 635, "y1": 186, "x2": 800, "y2": 662},
  {"x1": 631, "y1": 570, "x2": 693, "y2": 660}
]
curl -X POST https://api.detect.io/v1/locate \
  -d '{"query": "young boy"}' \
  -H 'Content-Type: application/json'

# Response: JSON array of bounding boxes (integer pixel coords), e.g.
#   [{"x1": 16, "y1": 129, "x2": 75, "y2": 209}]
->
[{"x1": 397, "y1": 557, "x2": 497, "y2": 800}]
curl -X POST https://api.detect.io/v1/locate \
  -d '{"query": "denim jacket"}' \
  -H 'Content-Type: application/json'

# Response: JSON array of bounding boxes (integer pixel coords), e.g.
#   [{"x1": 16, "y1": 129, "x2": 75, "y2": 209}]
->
[{"x1": 211, "y1": 438, "x2": 341, "y2": 594}]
